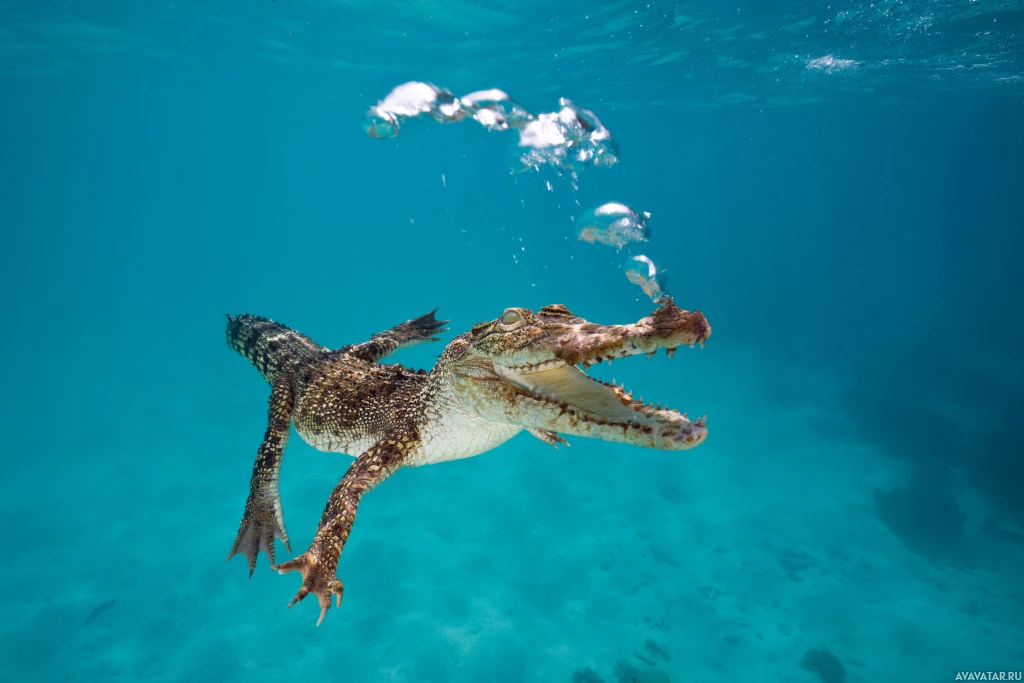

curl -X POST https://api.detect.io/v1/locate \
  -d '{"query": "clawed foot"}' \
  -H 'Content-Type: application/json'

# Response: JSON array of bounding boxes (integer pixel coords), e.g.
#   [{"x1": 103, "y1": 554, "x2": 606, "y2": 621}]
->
[
  {"x1": 527, "y1": 427, "x2": 569, "y2": 448},
  {"x1": 226, "y1": 500, "x2": 290, "y2": 576},
  {"x1": 275, "y1": 549, "x2": 344, "y2": 625},
  {"x1": 394, "y1": 308, "x2": 450, "y2": 344}
]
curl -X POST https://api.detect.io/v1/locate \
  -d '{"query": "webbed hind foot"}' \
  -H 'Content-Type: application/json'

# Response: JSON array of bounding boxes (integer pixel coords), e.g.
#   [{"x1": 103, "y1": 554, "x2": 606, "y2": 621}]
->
[
  {"x1": 227, "y1": 501, "x2": 290, "y2": 576},
  {"x1": 227, "y1": 375, "x2": 295, "y2": 576}
]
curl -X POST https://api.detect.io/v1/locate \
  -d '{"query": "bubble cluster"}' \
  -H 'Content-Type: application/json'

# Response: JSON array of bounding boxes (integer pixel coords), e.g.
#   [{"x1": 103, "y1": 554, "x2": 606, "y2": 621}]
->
[
  {"x1": 624, "y1": 255, "x2": 668, "y2": 304},
  {"x1": 365, "y1": 82, "x2": 617, "y2": 172},
  {"x1": 574, "y1": 203, "x2": 666, "y2": 301},
  {"x1": 516, "y1": 99, "x2": 619, "y2": 171},
  {"x1": 460, "y1": 89, "x2": 533, "y2": 132},
  {"x1": 364, "y1": 82, "x2": 465, "y2": 138},
  {"x1": 363, "y1": 82, "x2": 672, "y2": 305},
  {"x1": 806, "y1": 55, "x2": 859, "y2": 73},
  {"x1": 575, "y1": 202, "x2": 650, "y2": 250}
]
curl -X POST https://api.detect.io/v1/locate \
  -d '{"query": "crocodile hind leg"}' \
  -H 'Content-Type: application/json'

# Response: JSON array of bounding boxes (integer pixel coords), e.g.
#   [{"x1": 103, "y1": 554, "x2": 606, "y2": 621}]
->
[
  {"x1": 275, "y1": 429, "x2": 417, "y2": 624},
  {"x1": 227, "y1": 374, "x2": 295, "y2": 575}
]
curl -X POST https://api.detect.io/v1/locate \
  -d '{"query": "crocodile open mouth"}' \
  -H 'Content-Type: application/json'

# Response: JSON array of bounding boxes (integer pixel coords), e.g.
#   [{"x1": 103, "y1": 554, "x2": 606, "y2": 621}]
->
[
  {"x1": 455, "y1": 299, "x2": 711, "y2": 450},
  {"x1": 494, "y1": 351, "x2": 707, "y2": 448}
]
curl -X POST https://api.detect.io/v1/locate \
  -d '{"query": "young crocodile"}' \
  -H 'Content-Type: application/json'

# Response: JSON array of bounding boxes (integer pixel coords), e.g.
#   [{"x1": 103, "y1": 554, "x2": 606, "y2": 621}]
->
[{"x1": 225, "y1": 300, "x2": 711, "y2": 624}]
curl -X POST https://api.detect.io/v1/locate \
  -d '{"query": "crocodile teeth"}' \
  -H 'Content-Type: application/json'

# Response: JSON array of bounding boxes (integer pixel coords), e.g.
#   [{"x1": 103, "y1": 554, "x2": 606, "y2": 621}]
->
[
  {"x1": 647, "y1": 351, "x2": 655, "y2": 359},
  {"x1": 666, "y1": 347, "x2": 676, "y2": 359},
  {"x1": 507, "y1": 359, "x2": 565, "y2": 373}
]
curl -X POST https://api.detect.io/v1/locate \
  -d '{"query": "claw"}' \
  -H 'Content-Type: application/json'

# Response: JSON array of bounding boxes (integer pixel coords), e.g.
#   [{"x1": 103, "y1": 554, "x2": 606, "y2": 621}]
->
[
  {"x1": 527, "y1": 427, "x2": 569, "y2": 448},
  {"x1": 276, "y1": 549, "x2": 345, "y2": 625},
  {"x1": 286, "y1": 585, "x2": 309, "y2": 608}
]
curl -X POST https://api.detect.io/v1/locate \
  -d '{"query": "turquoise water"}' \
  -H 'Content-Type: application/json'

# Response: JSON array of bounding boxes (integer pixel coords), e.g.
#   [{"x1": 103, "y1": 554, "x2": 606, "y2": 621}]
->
[{"x1": 2, "y1": 1, "x2": 1023, "y2": 681}]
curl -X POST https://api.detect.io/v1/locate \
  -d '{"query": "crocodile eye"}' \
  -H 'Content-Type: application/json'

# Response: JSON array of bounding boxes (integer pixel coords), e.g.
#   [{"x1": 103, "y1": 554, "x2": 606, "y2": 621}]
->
[{"x1": 501, "y1": 310, "x2": 523, "y2": 326}]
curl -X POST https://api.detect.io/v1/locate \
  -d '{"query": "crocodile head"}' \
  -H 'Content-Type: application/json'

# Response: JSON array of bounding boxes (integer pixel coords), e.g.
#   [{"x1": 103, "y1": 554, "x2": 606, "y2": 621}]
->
[{"x1": 444, "y1": 300, "x2": 711, "y2": 450}]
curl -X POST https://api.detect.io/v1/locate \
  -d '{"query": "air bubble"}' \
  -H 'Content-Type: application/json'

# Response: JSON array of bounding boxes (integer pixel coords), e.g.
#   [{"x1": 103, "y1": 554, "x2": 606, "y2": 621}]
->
[
  {"x1": 460, "y1": 89, "x2": 534, "y2": 132},
  {"x1": 516, "y1": 99, "x2": 619, "y2": 172},
  {"x1": 624, "y1": 255, "x2": 668, "y2": 303},
  {"x1": 364, "y1": 81, "x2": 465, "y2": 138},
  {"x1": 365, "y1": 84, "x2": 618, "y2": 176},
  {"x1": 575, "y1": 203, "x2": 650, "y2": 249}
]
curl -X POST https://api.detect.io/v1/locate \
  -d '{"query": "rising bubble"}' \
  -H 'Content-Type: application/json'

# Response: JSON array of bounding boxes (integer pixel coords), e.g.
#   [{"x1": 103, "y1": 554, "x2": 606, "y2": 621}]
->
[
  {"x1": 365, "y1": 85, "x2": 617, "y2": 176},
  {"x1": 575, "y1": 202, "x2": 650, "y2": 249},
  {"x1": 364, "y1": 81, "x2": 466, "y2": 138},
  {"x1": 624, "y1": 255, "x2": 668, "y2": 303},
  {"x1": 516, "y1": 98, "x2": 619, "y2": 172},
  {"x1": 461, "y1": 89, "x2": 534, "y2": 132}
]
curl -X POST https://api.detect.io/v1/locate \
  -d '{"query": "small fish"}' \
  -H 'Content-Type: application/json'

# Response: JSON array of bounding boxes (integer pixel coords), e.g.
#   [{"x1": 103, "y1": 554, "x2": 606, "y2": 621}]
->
[{"x1": 84, "y1": 599, "x2": 116, "y2": 625}]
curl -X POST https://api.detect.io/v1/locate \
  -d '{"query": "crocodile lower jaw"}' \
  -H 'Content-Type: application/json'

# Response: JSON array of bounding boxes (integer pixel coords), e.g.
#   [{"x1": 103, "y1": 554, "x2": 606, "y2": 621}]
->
[{"x1": 493, "y1": 356, "x2": 706, "y2": 445}]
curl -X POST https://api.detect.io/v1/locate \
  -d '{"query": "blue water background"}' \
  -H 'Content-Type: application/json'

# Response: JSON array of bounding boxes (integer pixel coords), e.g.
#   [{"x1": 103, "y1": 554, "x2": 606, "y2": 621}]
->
[{"x1": 1, "y1": 1, "x2": 1023, "y2": 681}]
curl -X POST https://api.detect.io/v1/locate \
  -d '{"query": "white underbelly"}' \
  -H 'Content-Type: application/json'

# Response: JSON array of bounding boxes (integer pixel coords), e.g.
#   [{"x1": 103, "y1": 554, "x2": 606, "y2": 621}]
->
[
  {"x1": 295, "y1": 428, "x2": 368, "y2": 457},
  {"x1": 293, "y1": 411, "x2": 521, "y2": 466},
  {"x1": 408, "y1": 411, "x2": 522, "y2": 466}
]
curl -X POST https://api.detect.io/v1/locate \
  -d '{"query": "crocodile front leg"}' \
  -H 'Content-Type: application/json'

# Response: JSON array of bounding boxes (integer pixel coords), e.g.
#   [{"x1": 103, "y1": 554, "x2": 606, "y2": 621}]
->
[
  {"x1": 275, "y1": 429, "x2": 416, "y2": 624},
  {"x1": 227, "y1": 374, "x2": 295, "y2": 575},
  {"x1": 342, "y1": 309, "x2": 449, "y2": 363}
]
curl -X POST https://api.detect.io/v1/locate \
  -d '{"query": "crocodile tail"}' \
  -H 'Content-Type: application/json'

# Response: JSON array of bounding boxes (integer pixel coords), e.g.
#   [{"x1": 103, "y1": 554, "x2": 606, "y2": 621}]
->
[{"x1": 226, "y1": 314, "x2": 325, "y2": 382}]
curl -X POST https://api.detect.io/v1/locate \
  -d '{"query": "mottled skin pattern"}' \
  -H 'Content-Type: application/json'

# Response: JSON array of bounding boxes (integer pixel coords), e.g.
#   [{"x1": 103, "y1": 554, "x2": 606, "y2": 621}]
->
[{"x1": 225, "y1": 301, "x2": 711, "y2": 624}]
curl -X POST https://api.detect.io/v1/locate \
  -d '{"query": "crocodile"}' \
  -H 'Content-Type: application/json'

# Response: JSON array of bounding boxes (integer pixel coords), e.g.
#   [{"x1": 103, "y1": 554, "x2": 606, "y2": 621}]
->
[{"x1": 225, "y1": 300, "x2": 711, "y2": 624}]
